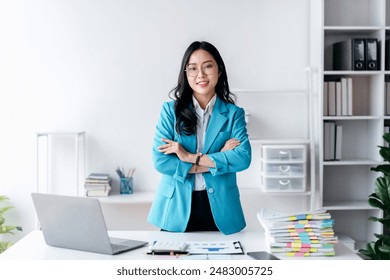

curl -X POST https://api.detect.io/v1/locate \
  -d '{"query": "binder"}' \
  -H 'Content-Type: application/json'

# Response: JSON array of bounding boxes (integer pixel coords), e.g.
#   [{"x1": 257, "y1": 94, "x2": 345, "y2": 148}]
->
[
  {"x1": 386, "y1": 83, "x2": 390, "y2": 115},
  {"x1": 347, "y1": 77, "x2": 353, "y2": 115},
  {"x1": 327, "y1": 81, "x2": 336, "y2": 116},
  {"x1": 335, "y1": 81, "x2": 342, "y2": 116},
  {"x1": 323, "y1": 82, "x2": 328, "y2": 116},
  {"x1": 324, "y1": 121, "x2": 336, "y2": 161},
  {"x1": 333, "y1": 38, "x2": 365, "y2": 71},
  {"x1": 335, "y1": 125, "x2": 343, "y2": 160},
  {"x1": 340, "y1": 78, "x2": 348, "y2": 116},
  {"x1": 328, "y1": 121, "x2": 336, "y2": 161},
  {"x1": 366, "y1": 38, "x2": 378, "y2": 70},
  {"x1": 386, "y1": 39, "x2": 390, "y2": 71},
  {"x1": 148, "y1": 241, "x2": 189, "y2": 254},
  {"x1": 323, "y1": 121, "x2": 331, "y2": 161}
]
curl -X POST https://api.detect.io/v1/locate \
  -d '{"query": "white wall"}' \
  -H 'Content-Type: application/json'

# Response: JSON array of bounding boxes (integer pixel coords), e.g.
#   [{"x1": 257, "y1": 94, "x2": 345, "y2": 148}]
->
[{"x1": 0, "y1": 0, "x2": 310, "y2": 239}]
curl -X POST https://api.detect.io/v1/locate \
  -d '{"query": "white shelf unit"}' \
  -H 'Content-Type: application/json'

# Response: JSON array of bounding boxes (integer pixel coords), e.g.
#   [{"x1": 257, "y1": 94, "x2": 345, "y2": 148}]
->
[
  {"x1": 311, "y1": 0, "x2": 387, "y2": 250},
  {"x1": 36, "y1": 132, "x2": 86, "y2": 196}
]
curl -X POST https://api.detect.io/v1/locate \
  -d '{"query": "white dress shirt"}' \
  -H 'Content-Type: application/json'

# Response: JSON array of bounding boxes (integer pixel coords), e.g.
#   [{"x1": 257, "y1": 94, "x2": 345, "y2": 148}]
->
[{"x1": 192, "y1": 94, "x2": 216, "y2": 191}]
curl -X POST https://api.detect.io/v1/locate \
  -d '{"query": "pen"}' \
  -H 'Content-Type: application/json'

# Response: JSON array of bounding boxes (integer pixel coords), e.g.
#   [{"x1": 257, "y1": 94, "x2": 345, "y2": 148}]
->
[{"x1": 147, "y1": 251, "x2": 189, "y2": 256}]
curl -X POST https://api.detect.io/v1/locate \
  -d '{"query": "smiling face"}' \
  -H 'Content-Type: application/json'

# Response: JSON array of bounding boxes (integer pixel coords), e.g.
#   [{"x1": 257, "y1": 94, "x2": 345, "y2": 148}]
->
[{"x1": 186, "y1": 49, "x2": 220, "y2": 107}]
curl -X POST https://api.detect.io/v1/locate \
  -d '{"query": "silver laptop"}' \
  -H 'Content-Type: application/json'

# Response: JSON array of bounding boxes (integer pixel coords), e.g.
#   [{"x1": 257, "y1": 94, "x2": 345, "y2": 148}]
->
[{"x1": 31, "y1": 193, "x2": 148, "y2": 255}]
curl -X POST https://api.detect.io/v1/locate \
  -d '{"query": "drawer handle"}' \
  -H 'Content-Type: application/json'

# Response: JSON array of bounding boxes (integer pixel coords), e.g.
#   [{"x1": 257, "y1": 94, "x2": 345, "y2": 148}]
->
[
  {"x1": 278, "y1": 180, "x2": 291, "y2": 186},
  {"x1": 279, "y1": 150, "x2": 291, "y2": 160},
  {"x1": 279, "y1": 165, "x2": 290, "y2": 174}
]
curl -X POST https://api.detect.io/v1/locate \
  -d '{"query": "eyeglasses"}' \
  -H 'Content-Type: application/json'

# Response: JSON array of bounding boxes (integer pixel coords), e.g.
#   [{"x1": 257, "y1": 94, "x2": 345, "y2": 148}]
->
[{"x1": 185, "y1": 62, "x2": 218, "y2": 77}]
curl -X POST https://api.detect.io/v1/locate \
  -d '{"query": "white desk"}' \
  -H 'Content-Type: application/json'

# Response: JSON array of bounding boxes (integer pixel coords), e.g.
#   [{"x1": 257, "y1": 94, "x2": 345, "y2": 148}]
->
[{"x1": 0, "y1": 230, "x2": 361, "y2": 260}]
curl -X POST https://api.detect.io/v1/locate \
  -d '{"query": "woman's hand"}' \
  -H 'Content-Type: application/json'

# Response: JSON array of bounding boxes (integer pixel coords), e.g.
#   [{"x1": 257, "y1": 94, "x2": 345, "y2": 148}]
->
[
  {"x1": 220, "y1": 138, "x2": 240, "y2": 152},
  {"x1": 158, "y1": 138, "x2": 190, "y2": 162}
]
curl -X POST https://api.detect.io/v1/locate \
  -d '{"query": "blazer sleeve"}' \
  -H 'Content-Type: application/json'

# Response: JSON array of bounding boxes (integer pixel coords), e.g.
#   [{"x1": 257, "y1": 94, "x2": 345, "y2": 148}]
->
[
  {"x1": 207, "y1": 107, "x2": 252, "y2": 176},
  {"x1": 152, "y1": 102, "x2": 192, "y2": 183}
]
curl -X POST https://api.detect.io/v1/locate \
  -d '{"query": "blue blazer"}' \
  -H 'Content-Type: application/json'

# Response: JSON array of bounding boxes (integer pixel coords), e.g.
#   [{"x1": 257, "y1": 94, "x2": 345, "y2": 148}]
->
[{"x1": 147, "y1": 97, "x2": 252, "y2": 235}]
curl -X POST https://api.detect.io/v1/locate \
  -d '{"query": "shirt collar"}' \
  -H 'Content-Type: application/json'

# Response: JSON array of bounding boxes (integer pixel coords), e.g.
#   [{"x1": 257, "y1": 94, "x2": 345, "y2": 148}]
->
[{"x1": 192, "y1": 94, "x2": 217, "y2": 114}]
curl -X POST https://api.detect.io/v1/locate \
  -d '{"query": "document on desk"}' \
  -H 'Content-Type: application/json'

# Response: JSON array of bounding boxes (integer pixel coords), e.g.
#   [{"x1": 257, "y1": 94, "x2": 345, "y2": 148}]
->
[{"x1": 187, "y1": 241, "x2": 243, "y2": 255}]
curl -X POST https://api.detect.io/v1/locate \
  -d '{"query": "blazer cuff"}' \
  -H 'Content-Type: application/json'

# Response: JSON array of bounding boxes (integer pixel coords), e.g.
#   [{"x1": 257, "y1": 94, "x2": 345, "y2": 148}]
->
[
  {"x1": 207, "y1": 153, "x2": 228, "y2": 176},
  {"x1": 173, "y1": 160, "x2": 192, "y2": 183}
]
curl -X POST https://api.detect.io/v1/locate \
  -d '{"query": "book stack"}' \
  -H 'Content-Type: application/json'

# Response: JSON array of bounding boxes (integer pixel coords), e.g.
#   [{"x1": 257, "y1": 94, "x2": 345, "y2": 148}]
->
[
  {"x1": 323, "y1": 121, "x2": 342, "y2": 161},
  {"x1": 84, "y1": 173, "x2": 112, "y2": 197},
  {"x1": 386, "y1": 82, "x2": 390, "y2": 116},
  {"x1": 323, "y1": 78, "x2": 353, "y2": 117},
  {"x1": 257, "y1": 208, "x2": 338, "y2": 257}
]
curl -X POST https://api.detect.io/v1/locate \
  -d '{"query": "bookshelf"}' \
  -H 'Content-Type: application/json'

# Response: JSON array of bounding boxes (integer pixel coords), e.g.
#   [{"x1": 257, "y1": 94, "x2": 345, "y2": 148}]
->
[{"x1": 311, "y1": 0, "x2": 386, "y2": 250}]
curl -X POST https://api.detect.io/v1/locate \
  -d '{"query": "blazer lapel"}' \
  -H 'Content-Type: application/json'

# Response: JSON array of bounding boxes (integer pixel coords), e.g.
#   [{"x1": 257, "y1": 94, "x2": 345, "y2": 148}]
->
[{"x1": 203, "y1": 97, "x2": 228, "y2": 153}]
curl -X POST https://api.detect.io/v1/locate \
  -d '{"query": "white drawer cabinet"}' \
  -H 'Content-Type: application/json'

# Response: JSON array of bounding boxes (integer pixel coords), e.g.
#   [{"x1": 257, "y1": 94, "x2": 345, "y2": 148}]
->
[
  {"x1": 261, "y1": 177, "x2": 306, "y2": 192},
  {"x1": 262, "y1": 162, "x2": 305, "y2": 176},
  {"x1": 262, "y1": 145, "x2": 306, "y2": 162},
  {"x1": 260, "y1": 145, "x2": 306, "y2": 192}
]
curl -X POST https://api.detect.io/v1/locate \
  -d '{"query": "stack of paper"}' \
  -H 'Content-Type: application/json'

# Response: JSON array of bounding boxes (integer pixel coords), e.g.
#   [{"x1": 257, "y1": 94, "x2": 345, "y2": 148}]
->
[
  {"x1": 257, "y1": 208, "x2": 337, "y2": 257},
  {"x1": 84, "y1": 173, "x2": 112, "y2": 197}
]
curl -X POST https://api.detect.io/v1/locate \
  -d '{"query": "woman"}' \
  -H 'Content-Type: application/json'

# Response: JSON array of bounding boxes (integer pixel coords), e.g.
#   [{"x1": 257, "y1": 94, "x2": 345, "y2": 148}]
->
[{"x1": 147, "y1": 41, "x2": 251, "y2": 235}]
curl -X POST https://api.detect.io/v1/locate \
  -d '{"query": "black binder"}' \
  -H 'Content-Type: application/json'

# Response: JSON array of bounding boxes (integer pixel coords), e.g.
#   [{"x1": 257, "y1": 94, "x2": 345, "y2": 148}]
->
[
  {"x1": 366, "y1": 38, "x2": 378, "y2": 70},
  {"x1": 386, "y1": 39, "x2": 390, "y2": 70},
  {"x1": 333, "y1": 38, "x2": 366, "y2": 71}
]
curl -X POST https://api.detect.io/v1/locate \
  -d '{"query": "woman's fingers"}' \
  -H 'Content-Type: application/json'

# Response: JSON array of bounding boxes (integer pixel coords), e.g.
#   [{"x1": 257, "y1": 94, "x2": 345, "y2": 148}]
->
[
  {"x1": 159, "y1": 138, "x2": 181, "y2": 154},
  {"x1": 221, "y1": 138, "x2": 240, "y2": 152}
]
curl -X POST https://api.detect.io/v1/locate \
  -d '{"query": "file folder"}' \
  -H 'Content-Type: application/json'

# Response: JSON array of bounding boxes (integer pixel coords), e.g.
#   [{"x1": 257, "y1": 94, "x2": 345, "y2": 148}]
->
[
  {"x1": 366, "y1": 38, "x2": 378, "y2": 70},
  {"x1": 386, "y1": 39, "x2": 390, "y2": 71},
  {"x1": 333, "y1": 38, "x2": 365, "y2": 71}
]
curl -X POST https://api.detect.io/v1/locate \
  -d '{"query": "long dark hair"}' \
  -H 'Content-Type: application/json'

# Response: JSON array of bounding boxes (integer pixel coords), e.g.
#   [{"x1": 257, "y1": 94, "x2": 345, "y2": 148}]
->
[{"x1": 170, "y1": 41, "x2": 235, "y2": 135}]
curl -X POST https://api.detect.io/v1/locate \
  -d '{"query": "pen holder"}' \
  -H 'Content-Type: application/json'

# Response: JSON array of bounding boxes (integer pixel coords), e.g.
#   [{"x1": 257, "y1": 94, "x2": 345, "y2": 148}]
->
[{"x1": 120, "y1": 177, "x2": 134, "y2": 194}]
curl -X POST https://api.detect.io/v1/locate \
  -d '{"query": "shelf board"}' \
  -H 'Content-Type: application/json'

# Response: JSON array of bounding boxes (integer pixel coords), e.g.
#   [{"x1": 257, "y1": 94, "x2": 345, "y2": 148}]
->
[
  {"x1": 323, "y1": 159, "x2": 381, "y2": 166},
  {"x1": 324, "y1": 26, "x2": 382, "y2": 36},
  {"x1": 324, "y1": 26, "x2": 382, "y2": 31},
  {"x1": 322, "y1": 116, "x2": 382, "y2": 121},
  {"x1": 322, "y1": 200, "x2": 373, "y2": 210},
  {"x1": 324, "y1": 70, "x2": 382, "y2": 75},
  {"x1": 90, "y1": 190, "x2": 155, "y2": 204}
]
